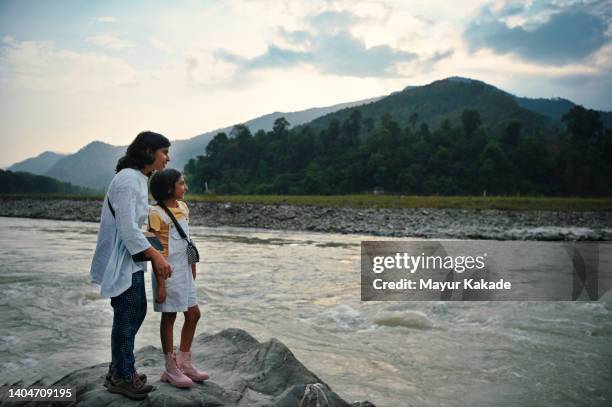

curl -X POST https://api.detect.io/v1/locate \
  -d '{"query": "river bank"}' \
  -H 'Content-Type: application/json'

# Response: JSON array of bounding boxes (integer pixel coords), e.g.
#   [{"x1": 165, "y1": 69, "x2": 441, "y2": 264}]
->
[{"x1": 1, "y1": 197, "x2": 610, "y2": 240}]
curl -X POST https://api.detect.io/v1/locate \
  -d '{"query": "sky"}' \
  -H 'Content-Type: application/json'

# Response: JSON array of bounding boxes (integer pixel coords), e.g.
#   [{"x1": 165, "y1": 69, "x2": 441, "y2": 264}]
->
[{"x1": 1, "y1": 0, "x2": 611, "y2": 168}]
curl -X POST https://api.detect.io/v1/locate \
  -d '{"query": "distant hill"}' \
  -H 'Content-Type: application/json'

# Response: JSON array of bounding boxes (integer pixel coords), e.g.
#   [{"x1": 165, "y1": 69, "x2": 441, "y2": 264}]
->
[
  {"x1": 301, "y1": 77, "x2": 612, "y2": 134},
  {"x1": 166, "y1": 96, "x2": 382, "y2": 179},
  {"x1": 301, "y1": 77, "x2": 552, "y2": 133},
  {"x1": 10, "y1": 97, "x2": 380, "y2": 191},
  {"x1": 8, "y1": 151, "x2": 67, "y2": 175},
  {"x1": 0, "y1": 169, "x2": 95, "y2": 194},
  {"x1": 45, "y1": 141, "x2": 125, "y2": 191},
  {"x1": 7, "y1": 77, "x2": 611, "y2": 191},
  {"x1": 514, "y1": 96, "x2": 612, "y2": 128},
  {"x1": 185, "y1": 78, "x2": 612, "y2": 196}
]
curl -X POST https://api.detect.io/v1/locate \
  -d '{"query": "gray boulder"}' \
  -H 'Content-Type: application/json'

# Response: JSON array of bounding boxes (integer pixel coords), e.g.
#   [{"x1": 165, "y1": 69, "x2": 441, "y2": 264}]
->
[{"x1": 3, "y1": 328, "x2": 374, "y2": 406}]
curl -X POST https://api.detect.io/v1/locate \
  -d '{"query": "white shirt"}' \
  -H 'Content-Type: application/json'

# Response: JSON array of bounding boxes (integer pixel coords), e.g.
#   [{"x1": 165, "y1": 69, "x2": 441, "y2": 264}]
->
[{"x1": 90, "y1": 168, "x2": 152, "y2": 298}]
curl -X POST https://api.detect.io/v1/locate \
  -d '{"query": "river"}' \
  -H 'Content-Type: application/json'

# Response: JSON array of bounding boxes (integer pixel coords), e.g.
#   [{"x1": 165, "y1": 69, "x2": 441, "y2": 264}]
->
[{"x1": 0, "y1": 217, "x2": 610, "y2": 406}]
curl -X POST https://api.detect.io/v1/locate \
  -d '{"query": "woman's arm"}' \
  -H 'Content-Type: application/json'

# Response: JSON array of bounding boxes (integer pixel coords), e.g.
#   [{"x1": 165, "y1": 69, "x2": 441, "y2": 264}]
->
[
  {"x1": 113, "y1": 183, "x2": 151, "y2": 255},
  {"x1": 191, "y1": 263, "x2": 196, "y2": 280},
  {"x1": 111, "y1": 177, "x2": 172, "y2": 278}
]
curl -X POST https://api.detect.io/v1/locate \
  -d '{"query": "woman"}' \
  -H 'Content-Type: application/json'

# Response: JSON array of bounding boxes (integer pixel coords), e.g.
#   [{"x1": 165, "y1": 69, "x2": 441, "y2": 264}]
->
[{"x1": 90, "y1": 131, "x2": 173, "y2": 400}]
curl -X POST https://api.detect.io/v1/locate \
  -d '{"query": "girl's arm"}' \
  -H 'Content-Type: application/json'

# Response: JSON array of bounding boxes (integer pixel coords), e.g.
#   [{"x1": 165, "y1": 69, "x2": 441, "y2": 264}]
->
[
  {"x1": 147, "y1": 211, "x2": 172, "y2": 278},
  {"x1": 191, "y1": 263, "x2": 196, "y2": 280},
  {"x1": 152, "y1": 261, "x2": 167, "y2": 303}
]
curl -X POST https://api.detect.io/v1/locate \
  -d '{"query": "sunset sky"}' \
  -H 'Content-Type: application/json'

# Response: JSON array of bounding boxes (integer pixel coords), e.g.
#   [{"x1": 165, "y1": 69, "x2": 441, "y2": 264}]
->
[{"x1": 1, "y1": 0, "x2": 611, "y2": 167}]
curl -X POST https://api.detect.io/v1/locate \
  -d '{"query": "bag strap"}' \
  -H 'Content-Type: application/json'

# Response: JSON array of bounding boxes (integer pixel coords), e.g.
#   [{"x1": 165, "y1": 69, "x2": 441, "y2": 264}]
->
[
  {"x1": 159, "y1": 203, "x2": 189, "y2": 241},
  {"x1": 107, "y1": 197, "x2": 116, "y2": 218},
  {"x1": 109, "y1": 197, "x2": 152, "y2": 229}
]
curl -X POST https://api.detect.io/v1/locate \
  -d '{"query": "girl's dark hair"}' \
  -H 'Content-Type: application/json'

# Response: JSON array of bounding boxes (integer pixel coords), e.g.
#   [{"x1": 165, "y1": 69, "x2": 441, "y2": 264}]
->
[
  {"x1": 150, "y1": 168, "x2": 182, "y2": 205},
  {"x1": 115, "y1": 131, "x2": 171, "y2": 174}
]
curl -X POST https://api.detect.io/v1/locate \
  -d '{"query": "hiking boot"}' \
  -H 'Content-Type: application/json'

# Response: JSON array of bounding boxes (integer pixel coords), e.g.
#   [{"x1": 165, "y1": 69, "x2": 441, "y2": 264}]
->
[
  {"x1": 104, "y1": 363, "x2": 147, "y2": 388},
  {"x1": 160, "y1": 352, "x2": 193, "y2": 388},
  {"x1": 107, "y1": 372, "x2": 155, "y2": 400},
  {"x1": 177, "y1": 351, "x2": 209, "y2": 382}
]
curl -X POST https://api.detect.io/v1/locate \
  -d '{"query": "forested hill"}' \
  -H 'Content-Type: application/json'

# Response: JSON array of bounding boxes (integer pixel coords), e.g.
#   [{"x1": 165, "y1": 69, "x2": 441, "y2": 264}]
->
[
  {"x1": 185, "y1": 81, "x2": 612, "y2": 197},
  {"x1": 0, "y1": 170, "x2": 95, "y2": 194},
  {"x1": 514, "y1": 96, "x2": 612, "y2": 128},
  {"x1": 300, "y1": 77, "x2": 552, "y2": 134},
  {"x1": 7, "y1": 151, "x2": 67, "y2": 175}
]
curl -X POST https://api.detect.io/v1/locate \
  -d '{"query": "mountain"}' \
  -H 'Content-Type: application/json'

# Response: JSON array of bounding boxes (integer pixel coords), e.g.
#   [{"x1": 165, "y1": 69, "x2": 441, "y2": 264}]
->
[
  {"x1": 45, "y1": 141, "x2": 125, "y2": 191},
  {"x1": 8, "y1": 77, "x2": 611, "y2": 191},
  {"x1": 185, "y1": 77, "x2": 612, "y2": 196},
  {"x1": 167, "y1": 96, "x2": 382, "y2": 176},
  {"x1": 514, "y1": 96, "x2": 612, "y2": 128},
  {"x1": 301, "y1": 77, "x2": 612, "y2": 134},
  {"x1": 7, "y1": 151, "x2": 67, "y2": 175},
  {"x1": 0, "y1": 169, "x2": 95, "y2": 194},
  {"x1": 31, "y1": 97, "x2": 380, "y2": 190},
  {"x1": 301, "y1": 77, "x2": 552, "y2": 133}
]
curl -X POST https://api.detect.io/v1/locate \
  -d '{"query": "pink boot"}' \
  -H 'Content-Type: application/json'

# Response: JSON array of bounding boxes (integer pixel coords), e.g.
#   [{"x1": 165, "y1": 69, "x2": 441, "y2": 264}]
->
[
  {"x1": 161, "y1": 352, "x2": 193, "y2": 388},
  {"x1": 177, "y1": 351, "x2": 209, "y2": 381}
]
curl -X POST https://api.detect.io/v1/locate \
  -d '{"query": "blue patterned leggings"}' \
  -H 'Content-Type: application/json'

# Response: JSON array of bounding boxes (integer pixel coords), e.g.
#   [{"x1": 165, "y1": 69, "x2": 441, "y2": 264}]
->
[{"x1": 110, "y1": 270, "x2": 147, "y2": 379}]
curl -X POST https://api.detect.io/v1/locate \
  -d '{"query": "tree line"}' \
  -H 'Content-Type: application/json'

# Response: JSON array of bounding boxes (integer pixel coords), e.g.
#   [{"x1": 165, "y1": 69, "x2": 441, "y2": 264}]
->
[
  {"x1": 184, "y1": 105, "x2": 612, "y2": 197},
  {"x1": 0, "y1": 169, "x2": 95, "y2": 194}
]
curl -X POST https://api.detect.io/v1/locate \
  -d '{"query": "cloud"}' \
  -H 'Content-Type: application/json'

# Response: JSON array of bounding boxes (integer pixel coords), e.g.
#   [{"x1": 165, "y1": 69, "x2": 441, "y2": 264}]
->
[
  {"x1": 216, "y1": 46, "x2": 310, "y2": 70},
  {"x1": 429, "y1": 49, "x2": 454, "y2": 63},
  {"x1": 96, "y1": 16, "x2": 116, "y2": 23},
  {"x1": 306, "y1": 10, "x2": 367, "y2": 30},
  {"x1": 185, "y1": 55, "x2": 198, "y2": 80},
  {"x1": 86, "y1": 33, "x2": 135, "y2": 51},
  {"x1": 0, "y1": 39, "x2": 140, "y2": 91},
  {"x1": 215, "y1": 9, "x2": 421, "y2": 78},
  {"x1": 180, "y1": 50, "x2": 240, "y2": 87},
  {"x1": 464, "y1": 3, "x2": 611, "y2": 65},
  {"x1": 149, "y1": 37, "x2": 173, "y2": 53}
]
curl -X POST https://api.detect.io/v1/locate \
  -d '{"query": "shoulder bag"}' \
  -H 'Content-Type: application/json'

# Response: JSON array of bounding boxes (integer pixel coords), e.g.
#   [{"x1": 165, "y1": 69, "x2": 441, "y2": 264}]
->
[{"x1": 160, "y1": 204, "x2": 200, "y2": 265}]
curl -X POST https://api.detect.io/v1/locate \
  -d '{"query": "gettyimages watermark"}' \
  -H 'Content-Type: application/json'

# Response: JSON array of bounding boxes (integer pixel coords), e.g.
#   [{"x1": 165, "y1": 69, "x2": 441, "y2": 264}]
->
[{"x1": 361, "y1": 241, "x2": 612, "y2": 301}]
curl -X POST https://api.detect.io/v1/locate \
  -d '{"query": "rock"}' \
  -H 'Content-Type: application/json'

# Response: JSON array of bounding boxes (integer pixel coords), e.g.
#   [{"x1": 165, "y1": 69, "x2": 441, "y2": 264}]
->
[{"x1": 1, "y1": 328, "x2": 373, "y2": 407}]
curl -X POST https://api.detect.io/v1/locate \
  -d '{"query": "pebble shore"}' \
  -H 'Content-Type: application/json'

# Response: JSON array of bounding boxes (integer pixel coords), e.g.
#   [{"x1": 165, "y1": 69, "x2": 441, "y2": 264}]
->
[{"x1": 1, "y1": 197, "x2": 611, "y2": 241}]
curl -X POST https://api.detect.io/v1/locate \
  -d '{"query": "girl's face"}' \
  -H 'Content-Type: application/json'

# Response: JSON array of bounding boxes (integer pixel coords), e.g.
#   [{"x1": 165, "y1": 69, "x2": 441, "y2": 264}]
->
[
  {"x1": 171, "y1": 176, "x2": 188, "y2": 200},
  {"x1": 151, "y1": 148, "x2": 170, "y2": 171}
]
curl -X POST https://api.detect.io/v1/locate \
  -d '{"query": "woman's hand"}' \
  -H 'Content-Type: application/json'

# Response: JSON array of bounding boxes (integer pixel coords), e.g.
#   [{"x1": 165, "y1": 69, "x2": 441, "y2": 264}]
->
[{"x1": 153, "y1": 256, "x2": 172, "y2": 279}]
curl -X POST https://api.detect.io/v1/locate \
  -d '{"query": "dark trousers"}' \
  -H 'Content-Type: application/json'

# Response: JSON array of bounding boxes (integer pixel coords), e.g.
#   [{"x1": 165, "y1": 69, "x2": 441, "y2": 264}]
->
[{"x1": 110, "y1": 270, "x2": 147, "y2": 379}]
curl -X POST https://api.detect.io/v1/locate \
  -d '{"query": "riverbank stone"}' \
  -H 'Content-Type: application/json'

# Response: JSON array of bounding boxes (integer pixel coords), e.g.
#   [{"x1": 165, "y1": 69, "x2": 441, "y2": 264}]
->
[
  {"x1": 1, "y1": 328, "x2": 372, "y2": 406},
  {"x1": 0, "y1": 197, "x2": 610, "y2": 241}
]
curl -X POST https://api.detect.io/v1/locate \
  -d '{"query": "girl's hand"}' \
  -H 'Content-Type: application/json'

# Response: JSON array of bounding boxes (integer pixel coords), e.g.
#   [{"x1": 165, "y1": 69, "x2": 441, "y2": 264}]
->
[{"x1": 156, "y1": 284, "x2": 167, "y2": 304}]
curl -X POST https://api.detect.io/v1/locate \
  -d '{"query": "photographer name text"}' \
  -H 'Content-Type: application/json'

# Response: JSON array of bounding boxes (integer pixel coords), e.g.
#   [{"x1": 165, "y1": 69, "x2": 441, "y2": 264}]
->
[{"x1": 372, "y1": 278, "x2": 511, "y2": 291}]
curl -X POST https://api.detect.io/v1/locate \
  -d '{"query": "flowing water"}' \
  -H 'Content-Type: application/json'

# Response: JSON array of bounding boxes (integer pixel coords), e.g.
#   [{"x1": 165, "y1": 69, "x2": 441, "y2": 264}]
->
[{"x1": 0, "y1": 217, "x2": 611, "y2": 407}]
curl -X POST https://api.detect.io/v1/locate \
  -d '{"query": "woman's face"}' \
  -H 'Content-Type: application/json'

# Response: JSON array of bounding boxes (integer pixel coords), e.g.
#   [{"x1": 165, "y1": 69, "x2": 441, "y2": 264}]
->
[
  {"x1": 172, "y1": 176, "x2": 188, "y2": 200},
  {"x1": 151, "y1": 148, "x2": 170, "y2": 171}
]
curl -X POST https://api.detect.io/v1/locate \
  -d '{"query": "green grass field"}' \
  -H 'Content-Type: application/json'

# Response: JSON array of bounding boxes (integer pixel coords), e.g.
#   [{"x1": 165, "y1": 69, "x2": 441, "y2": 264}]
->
[{"x1": 1, "y1": 193, "x2": 611, "y2": 211}]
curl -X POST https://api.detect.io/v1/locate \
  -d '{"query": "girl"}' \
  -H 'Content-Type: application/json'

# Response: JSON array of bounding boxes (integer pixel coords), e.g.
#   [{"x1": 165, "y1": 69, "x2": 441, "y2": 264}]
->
[
  {"x1": 90, "y1": 131, "x2": 173, "y2": 400},
  {"x1": 149, "y1": 169, "x2": 209, "y2": 388}
]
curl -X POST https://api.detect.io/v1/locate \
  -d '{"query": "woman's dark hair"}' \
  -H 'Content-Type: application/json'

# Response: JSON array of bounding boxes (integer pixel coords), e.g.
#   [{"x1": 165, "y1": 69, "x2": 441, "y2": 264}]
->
[
  {"x1": 150, "y1": 168, "x2": 182, "y2": 205},
  {"x1": 115, "y1": 131, "x2": 171, "y2": 173}
]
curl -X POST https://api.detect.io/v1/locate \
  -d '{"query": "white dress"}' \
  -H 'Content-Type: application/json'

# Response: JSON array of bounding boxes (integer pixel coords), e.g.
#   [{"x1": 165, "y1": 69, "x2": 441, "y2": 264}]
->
[{"x1": 150, "y1": 206, "x2": 198, "y2": 312}]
